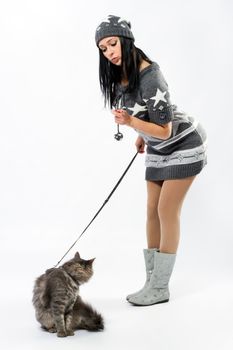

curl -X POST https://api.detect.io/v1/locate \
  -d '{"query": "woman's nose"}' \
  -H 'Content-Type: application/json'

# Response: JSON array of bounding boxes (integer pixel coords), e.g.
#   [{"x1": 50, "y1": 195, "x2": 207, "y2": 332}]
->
[{"x1": 107, "y1": 47, "x2": 114, "y2": 57}]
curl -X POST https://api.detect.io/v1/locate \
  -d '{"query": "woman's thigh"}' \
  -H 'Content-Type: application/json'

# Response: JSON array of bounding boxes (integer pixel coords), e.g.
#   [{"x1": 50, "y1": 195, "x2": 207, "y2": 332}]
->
[
  {"x1": 146, "y1": 180, "x2": 163, "y2": 216},
  {"x1": 158, "y1": 176, "x2": 196, "y2": 218}
]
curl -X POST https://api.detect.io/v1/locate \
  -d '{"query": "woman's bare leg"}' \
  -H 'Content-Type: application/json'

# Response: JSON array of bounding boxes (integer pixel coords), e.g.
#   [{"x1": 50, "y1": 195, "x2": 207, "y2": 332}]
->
[
  {"x1": 158, "y1": 176, "x2": 196, "y2": 253},
  {"x1": 146, "y1": 180, "x2": 163, "y2": 249},
  {"x1": 128, "y1": 176, "x2": 196, "y2": 306}
]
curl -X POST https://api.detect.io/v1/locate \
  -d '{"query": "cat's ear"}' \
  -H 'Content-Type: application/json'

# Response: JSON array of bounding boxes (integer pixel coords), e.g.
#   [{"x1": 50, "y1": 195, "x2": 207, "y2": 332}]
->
[
  {"x1": 74, "y1": 252, "x2": 81, "y2": 260},
  {"x1": 87, "y1": 258, "x2": 95, "y2": 265}
]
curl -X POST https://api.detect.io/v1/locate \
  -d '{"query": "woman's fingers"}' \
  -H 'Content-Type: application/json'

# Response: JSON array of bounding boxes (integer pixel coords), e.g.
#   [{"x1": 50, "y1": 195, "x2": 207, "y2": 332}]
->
[
  {"x1": 115, "y1": 116, "x2": 125, "y2": 124},
  {"x1": 112, "y1": 109, "x2": 130, "y2": 125},
  {"x1": 135, "y1": 137, "x2": 145, "y2": 153},
  {"x1": 137, "y1": 143, "x2": 145, "y2": 153}
]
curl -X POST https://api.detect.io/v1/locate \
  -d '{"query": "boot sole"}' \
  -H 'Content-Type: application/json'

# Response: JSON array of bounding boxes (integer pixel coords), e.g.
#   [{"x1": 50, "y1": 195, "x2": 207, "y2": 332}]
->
[{"x1": 128, "y1": 299, "x2": 169, "y2": 307}]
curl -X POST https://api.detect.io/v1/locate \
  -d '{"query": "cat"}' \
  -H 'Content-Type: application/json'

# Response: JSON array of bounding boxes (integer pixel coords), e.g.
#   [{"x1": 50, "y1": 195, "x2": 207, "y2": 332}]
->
[{"x1": 32, "y1": 252, "x2": 104, "y2": 337}]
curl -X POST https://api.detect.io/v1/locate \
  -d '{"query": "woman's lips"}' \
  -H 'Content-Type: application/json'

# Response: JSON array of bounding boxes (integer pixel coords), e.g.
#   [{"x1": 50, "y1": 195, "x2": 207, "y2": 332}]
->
[{"x1": 111, "y1": 57, "x2": 120, "y2": 64}]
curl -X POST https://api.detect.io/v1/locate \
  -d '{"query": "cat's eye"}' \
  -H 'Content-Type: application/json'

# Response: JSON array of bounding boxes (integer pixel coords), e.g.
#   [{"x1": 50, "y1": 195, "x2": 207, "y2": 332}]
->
[{"x1": 80, "y1": 261, "x2": 87, "y2": 268}]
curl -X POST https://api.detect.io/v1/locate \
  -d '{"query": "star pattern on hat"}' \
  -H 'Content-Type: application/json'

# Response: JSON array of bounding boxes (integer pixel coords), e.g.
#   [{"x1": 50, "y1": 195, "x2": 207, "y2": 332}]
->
[
  {"x1": 117, "y1": 17, "x2": 128, "y2": 27},
  {"x1": 128, "y1": 102, "x2": 147, "y2": 116},
  {"x1": 98, "y1": 15, "x2": 129, "y2": 27},
  {"x1": 96, "y1": 16, "x2": 111, "y2": 31},
  {"x1": 149, "y1": 88, "x2": 167, "y2": 107},
  {"x1": 95, "y1": 15, "x2": 134, "y2": 44},
  {"x1": 117, "y1": 17, "x2": 127, "y2": 23},
  {"x1": 101, "y1": 16, "x2": 111, "y2": 24}
]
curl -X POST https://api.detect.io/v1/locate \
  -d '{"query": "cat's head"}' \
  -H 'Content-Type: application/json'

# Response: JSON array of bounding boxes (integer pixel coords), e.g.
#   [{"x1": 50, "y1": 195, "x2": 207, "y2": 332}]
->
[{"x1": 62, "y1": 252, "x2": 95, "y2": 284}]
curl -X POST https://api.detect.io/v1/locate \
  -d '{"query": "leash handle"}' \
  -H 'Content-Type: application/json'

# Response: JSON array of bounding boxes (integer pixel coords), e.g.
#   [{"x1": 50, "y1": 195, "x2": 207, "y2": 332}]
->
[{"x1": 54, "y1": 150, "x2": 139, "y2": 267}]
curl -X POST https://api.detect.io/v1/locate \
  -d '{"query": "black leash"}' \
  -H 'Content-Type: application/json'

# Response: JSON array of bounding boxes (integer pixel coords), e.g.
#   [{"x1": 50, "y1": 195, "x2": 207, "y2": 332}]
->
[{"x1": 54, "y1": 150, "x2": 139, "y2": 267}]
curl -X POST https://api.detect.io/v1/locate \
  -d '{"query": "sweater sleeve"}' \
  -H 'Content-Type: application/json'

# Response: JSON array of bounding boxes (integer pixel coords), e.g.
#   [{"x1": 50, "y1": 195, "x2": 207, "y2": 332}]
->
[{"x1": 140, "y1": 67, "x2": 174, "y2": 125}]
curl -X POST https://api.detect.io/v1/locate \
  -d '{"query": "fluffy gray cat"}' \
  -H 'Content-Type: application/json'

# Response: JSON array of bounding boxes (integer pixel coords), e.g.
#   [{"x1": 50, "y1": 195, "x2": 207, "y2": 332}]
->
[{"x1": 32, "y1": 252, "x2": 104, "y2": 337}]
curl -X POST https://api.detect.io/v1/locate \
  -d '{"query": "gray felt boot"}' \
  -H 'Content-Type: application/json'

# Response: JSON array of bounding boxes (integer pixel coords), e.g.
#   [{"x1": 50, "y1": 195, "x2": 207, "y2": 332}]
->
[
  {"x1": 128, "y1": 251, "x2": 176, "y2": 306},
  {"x1": 126, "y1": 248, "x2": 158, "y2": 301}
]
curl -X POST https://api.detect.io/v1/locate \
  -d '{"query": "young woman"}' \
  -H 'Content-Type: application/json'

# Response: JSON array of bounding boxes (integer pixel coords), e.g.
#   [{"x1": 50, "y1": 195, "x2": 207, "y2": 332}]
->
[{"x1": 95, "y1": 15, "x2": 207, "y2": 306}]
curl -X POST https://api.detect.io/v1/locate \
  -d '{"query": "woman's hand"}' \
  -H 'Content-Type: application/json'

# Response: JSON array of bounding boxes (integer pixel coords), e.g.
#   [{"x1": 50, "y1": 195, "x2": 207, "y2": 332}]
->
[
  {"x1": 112, "y1": 108, "x2": 132, "y2": 126},
  {"x1": 135, "y1": 136, "x2": 145, "y2": 153}
]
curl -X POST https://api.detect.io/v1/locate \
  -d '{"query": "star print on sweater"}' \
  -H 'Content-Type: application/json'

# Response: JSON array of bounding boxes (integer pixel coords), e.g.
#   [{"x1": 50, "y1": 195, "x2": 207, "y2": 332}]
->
[
  {"x1": 128, "y1": 102, "x2": 147, "y2": 116},
  {"x1": 145, "y1": 88, "x2": 167, "y2": 107},
  {"x1": 139, "y1": 63, "x2": 174, "y2": 124},
  {"x1": 113, "y1": 61, "x2": 207, "y2": 181},
  {"x1": 114, "y1": 62, "x2": 174, "y2": 125}
]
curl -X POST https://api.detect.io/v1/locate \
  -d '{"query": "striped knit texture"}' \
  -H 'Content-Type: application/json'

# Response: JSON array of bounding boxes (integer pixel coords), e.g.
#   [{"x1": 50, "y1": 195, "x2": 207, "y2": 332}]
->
[{"x1": 114, "y1": 62, "x2": 207, "y2": 180}]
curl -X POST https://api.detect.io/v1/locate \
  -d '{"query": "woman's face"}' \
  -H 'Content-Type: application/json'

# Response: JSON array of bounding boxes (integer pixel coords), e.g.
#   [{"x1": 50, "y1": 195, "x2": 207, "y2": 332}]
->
[{"x1": 98, "y1": 36, "x2": 122, "y2": 66}]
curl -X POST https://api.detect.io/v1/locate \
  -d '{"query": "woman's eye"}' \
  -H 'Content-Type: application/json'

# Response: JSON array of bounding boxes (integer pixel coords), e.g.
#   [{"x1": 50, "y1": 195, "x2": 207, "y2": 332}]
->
[{"x1": 100, "y1": 41, "x2": 117, "y2": 53}]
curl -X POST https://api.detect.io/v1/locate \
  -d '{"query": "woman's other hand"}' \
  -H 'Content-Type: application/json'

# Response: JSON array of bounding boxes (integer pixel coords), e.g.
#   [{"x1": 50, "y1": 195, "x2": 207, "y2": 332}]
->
[
  {"x1": 135, "y1": 136, "x2": 145, "y2": 153},
  {"x1": 112, "y1": 108, "x2": 132, "y2": 126}
]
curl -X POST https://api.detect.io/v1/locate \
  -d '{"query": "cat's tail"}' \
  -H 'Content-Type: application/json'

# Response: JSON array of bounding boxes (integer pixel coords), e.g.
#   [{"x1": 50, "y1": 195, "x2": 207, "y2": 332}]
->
[
  {"x1": 72, "y1": 296, "x2": 104, "y2": 331},
  {"x1": 39, "y1": 292, "x2": 50, "y2": 308},
  {"x1": 33, "y1": 274, "x2": 49, "y2": 309}
]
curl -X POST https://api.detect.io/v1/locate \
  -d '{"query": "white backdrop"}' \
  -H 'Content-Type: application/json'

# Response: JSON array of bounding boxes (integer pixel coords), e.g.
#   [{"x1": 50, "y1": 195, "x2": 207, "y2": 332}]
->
[{"x1": 0, "y1": 1, "x2": 233, "y2": 349}]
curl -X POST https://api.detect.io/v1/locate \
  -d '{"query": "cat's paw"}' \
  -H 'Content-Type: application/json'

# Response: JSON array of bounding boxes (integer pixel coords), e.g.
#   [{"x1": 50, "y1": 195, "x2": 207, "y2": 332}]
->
[
  {"x1": 48, "y1": 326, "x2": 57, "y2": 333},
  {"x1": 57, "y1": 330, "x2": 67, "y2": 337},
  {"x1": 66, "y1": 329, "x2": 75, "y2": 336}
]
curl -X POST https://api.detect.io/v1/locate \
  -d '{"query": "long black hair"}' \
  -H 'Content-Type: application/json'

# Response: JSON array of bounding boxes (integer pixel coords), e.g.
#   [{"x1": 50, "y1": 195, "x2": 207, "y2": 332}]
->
[{"x1": 98, "y1": 37, "x2": 152, "y2": 108}]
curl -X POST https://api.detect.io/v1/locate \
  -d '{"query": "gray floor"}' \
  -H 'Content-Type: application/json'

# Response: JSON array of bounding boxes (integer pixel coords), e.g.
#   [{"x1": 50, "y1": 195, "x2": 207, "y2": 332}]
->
[{"x1": 1, "y1": 238, "x2": 233, "y2": 350}]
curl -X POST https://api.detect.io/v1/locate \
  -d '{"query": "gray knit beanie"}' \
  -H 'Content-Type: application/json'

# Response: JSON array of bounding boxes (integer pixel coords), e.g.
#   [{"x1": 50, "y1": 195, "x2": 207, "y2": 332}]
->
[{"x1": 95, "y1": 15, "x2": 134, "y2": 46}]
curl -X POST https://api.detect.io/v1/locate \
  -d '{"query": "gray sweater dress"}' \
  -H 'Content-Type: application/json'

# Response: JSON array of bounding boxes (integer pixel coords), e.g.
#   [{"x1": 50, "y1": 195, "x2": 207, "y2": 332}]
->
[{"x1": 114, "y1": 62, "x2": 207, "y2": 181}]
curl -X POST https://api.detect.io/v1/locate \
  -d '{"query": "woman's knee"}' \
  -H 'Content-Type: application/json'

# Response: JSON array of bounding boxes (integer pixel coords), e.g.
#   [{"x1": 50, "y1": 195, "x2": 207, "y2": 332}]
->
[
  {"x1": 146, "y1": 180, "x2": 162, "y2": 220},
  {"x1": 147, "y1": 201, "x2": 159, "y2": 221},
  {"x1": 157, "y1": 201, "x2": 181, "y2": 223}
]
